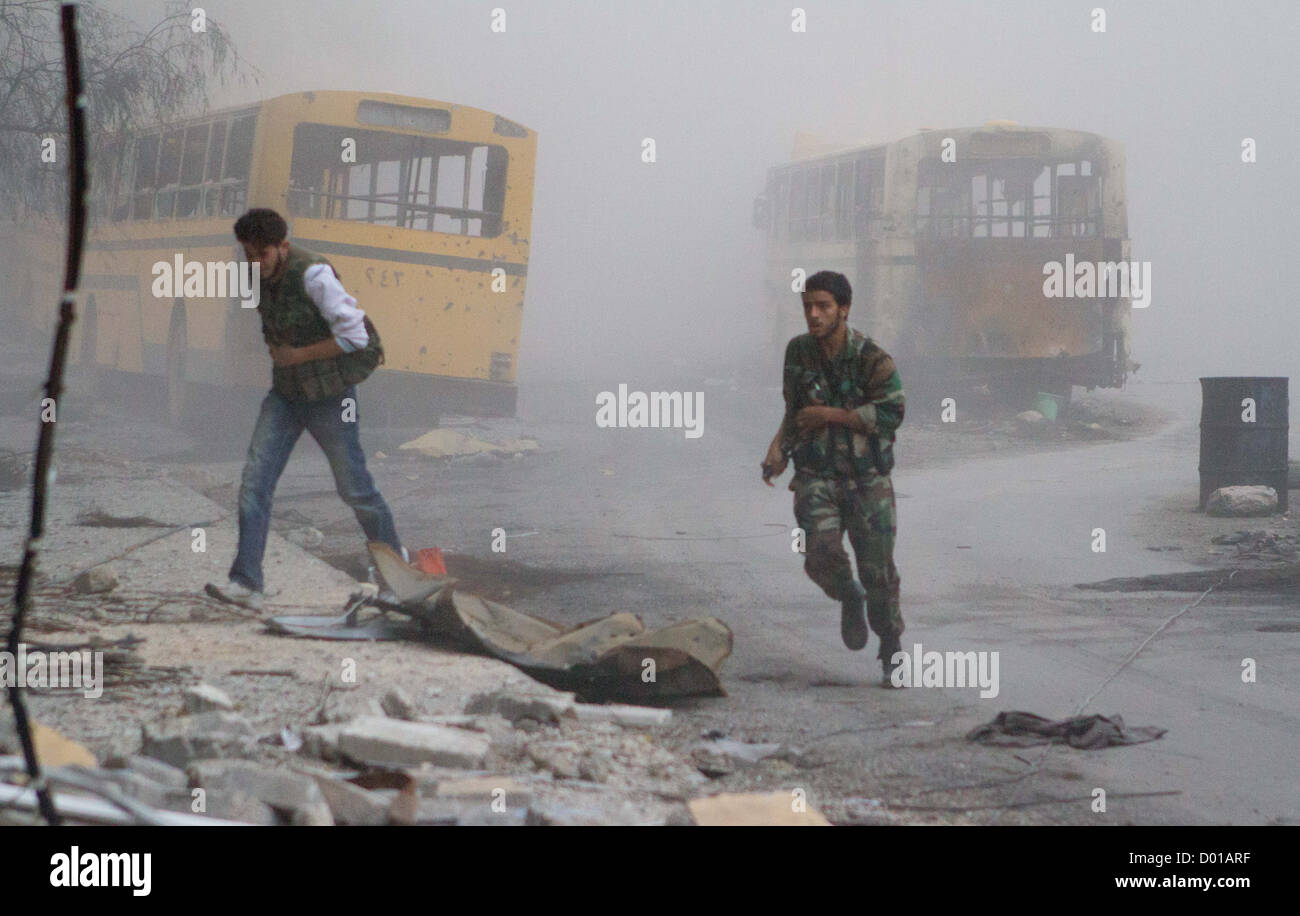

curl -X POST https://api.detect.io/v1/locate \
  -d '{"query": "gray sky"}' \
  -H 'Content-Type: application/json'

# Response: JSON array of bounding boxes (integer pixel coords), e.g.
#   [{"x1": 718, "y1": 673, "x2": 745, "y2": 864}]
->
[{"x1": 123, "y1": 0, "x2": 1300, "y2": 384}]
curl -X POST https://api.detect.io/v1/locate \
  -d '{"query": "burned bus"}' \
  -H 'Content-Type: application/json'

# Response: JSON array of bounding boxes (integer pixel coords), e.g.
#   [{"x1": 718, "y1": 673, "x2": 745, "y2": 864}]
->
[{"x1": 755, "y1": 123, "x2": 1133, "y2": 402}]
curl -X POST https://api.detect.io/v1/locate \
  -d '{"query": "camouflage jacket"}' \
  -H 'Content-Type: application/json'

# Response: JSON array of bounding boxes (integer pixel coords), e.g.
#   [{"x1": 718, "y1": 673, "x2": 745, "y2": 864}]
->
[
  {"x1": 258, "y1": 245, "x2": 383, "y2": 401},
  {"x1": 779, "y1": 328, "x2": 905, "y2": 481}
]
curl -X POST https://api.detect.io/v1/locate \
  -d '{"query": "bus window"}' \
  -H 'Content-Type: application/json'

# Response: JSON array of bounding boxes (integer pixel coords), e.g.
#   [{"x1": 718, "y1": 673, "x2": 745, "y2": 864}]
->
[
  {"x1": 155, "y1": 129, "x2": 183, "y2": 219},
  {"x1": 132, "y1": 134, "x2": 159, "y2": 220},
  {"x1": 1031, "y1": 165, "x2": 1052, "y2": 237},
  {"x1": 771, "y1": 172, "x2": 788, "y2": 241},
  {"x1": 176, "y1": 122, "x2": 209, "y2": 219},
  {"x1": 202, "y1": 120, "x2": 228, "y2": 217},
  {"x1": 915, "y1": 158, "x2": 967, "y2": 238},
  {"x1": 971, "y1": 175, "x2": 989, "y2": 238},
  {"x1": 835, "y1": 161, "x2": 852, "y2": 240},
  {"x1": 804, "y1": 167, "x2": 820, "y2": 241},
  {"x1": 1058, "y1": 172, "x2": 1099, "y2": 237},
  {"x1": 287, "y1": 124, "x2": 507, "y2": 237},
  {"x1": 220, "y1": 115, "x2": 255, "y2": 216}
]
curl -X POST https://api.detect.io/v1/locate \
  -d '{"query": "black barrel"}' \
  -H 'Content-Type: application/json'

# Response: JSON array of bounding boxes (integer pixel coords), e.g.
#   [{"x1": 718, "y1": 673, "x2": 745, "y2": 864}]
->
[{"x1": 1199, "y1": 377, "x2": 1289, "y2": 512}]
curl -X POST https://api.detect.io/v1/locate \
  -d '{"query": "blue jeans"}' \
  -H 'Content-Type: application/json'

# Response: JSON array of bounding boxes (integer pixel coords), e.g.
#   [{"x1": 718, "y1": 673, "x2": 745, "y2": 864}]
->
[{"x1": 228, "y1": 385, "x2": 401, "y2": 591}]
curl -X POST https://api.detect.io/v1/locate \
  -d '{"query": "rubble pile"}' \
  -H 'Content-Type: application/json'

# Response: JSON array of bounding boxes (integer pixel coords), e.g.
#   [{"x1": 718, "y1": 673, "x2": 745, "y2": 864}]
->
[{"x1": 0, "y1": 682, "x2": 711, "y2": 826}]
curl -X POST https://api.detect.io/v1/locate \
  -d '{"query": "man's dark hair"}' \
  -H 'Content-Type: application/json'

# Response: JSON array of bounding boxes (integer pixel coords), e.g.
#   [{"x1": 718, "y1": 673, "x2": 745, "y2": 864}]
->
[
  {"x1": 233, "y1": 208, "x2": 288, "y2": 247},
  {"x1": 805, "y1": 270, "x2": 852, "y2": 308}
]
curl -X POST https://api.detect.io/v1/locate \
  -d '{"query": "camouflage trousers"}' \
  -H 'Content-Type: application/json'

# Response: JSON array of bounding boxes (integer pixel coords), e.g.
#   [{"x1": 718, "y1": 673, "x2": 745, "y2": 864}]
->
[{"x1": 792, "y1": 472, "x2": 903, "y2": 655}]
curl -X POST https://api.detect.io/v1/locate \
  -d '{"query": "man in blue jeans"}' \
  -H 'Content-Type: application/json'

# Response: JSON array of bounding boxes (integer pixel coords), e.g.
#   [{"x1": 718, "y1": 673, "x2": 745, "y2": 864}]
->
[{"x1": 205, "y1": 208, "x2": 405, "y2": 612}]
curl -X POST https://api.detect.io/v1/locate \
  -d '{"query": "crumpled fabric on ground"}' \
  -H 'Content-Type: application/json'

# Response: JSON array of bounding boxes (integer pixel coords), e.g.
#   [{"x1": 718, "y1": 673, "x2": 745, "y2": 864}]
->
[{"x1": 966, "y1": 711, "x2": 1166, "y2": 749}]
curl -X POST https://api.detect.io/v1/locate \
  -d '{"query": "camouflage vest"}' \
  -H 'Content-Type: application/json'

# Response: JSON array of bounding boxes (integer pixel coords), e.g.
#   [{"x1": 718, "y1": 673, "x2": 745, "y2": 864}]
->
[
  {"x1": 785, "y1": 328, "x2": 895, "y2": 480},
  {"x1": 258, "y1": 245, "x2": 384, "y2": 401}
]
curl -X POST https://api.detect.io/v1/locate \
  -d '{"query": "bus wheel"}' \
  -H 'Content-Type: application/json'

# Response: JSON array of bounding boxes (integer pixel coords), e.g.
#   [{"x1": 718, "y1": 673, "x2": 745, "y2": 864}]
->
[{"x1": 165, "y1": 304, "x2": 190, "y2": 427}]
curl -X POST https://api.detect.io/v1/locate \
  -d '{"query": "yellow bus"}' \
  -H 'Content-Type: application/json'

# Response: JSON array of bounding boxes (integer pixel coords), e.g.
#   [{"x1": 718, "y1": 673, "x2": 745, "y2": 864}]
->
[
  {"x1": 755, "y1": 123, "x2": 1132, "y2": 401},
  {"x1": 17, "y1": 89, "x2": 537, "y2": 424}
]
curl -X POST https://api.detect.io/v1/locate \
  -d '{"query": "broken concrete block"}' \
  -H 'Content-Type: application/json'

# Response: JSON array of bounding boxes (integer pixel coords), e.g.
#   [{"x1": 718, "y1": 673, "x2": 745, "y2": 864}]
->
[
  {"x1": 578, "y1": 750, "x2": 612, "y2": 784},
  {"x1": 525, "y1": 798, "x2": 652, "y2": 826},
  {"x1": 380, "y1": 687, "x2": 419, "y2": 721},
  {"x1": 188, "y1": 759, "x2": 334, "y2": 826},
  {"x1": 76, "y1": 766, "x2": 193, "y2": 813},
  {"x1": 201, "y1": 788, "x2": 277, "y2": 825},
  {"x1": 183, "y1": 683, "x2": 235, "y2": 714},
  {"x1": 572, "y1": 703, "x2": 672, "y2": 728},
  {"x1": 299, "y1": 723, "x2": 345, "y2": 762},
  {"x1": 140, "y1": 712, "x2": 257, "y2": 769},
  {"x1": 305, "y1": 774, "x2": 390, "y2": 826},
  {"x1": 1207, "y1": 485, "x2": 1278, "y2": 517},
  {"x1": 464, "y1": 689, "x2": 574, "y2": 726},
  {"x1": 436, "y1": 776, "x2": 534, "y2": 809},
  {"x1": 72, "y1": 565, "x2": 118, "y2": 594},
  {"x1": 118, "y1": 755, "x2": 189, "y2": 788},
  {"x1": 525, "y1": 740, "x2": 583, "y2": 780},
  {"x1": 338, "y1": 716, "x2": 490, "y2": 769}
]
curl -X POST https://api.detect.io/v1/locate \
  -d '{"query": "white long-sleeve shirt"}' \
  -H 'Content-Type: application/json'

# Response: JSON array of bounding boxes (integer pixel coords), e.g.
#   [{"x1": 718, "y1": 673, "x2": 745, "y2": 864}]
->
[{"x1": 303, "y1": 263, "x2": 369, "y2": 352}]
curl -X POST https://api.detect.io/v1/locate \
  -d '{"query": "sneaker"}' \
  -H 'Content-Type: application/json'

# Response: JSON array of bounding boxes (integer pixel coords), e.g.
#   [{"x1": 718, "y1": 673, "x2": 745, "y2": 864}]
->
[
  {"x1": 204, "y1": 579, "x2": 264, "y2": 612},
  {"x1": 840, "y1": 583, "x2": 868, "y2": 651}
]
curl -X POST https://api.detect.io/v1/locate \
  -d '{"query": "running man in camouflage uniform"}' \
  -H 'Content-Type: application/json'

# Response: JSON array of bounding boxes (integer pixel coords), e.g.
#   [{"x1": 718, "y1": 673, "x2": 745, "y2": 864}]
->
[{"x1": 762, "y1": 271, "x2": 906, "y2": 685}]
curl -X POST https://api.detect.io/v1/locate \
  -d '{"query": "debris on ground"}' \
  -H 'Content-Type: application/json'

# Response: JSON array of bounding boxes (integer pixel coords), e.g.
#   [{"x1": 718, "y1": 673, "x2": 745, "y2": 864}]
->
[
  {"x1": 267, "y1": 542, "x2": 733, "y2": 702},
  {"x1": 71, "y1": 565, "x2": 119, "y2": 594},
  {"x1": 398, "y1": 428, "x2": 539, "y2": 459},
  {"x1": 1209, "y1": 529, "x2": 1299, "y2": 563},
  {"x1": 1206, "y1": 485, "x2": 1278, "y2": 517},
  {"x1": 687, "y1": 791, "x2": 831, "y2": 826},
  {"x1": 966, "y1": 711, "x2": 1166, "y2": 749}
]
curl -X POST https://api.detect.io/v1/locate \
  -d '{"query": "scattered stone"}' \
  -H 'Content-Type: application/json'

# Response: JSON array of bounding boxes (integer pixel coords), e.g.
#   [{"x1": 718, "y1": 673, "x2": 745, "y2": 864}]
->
[
  {"x1": 304, "y1": 773, "x2": 390, "y2": 826},
  {"x1": 116, "y1": 755, "x2": 188, "y2": 788},
  {"x1": 1207, "y1": 485, "x2": 1278, "y2": 518},
  {"x1": 415, "y1": 796, "x2": 525, "y2": 825},
  {"x1": 299, "y1": 723, "x2": 344, "y2": 763},
  {"x1": 202, "y1": 789, "x2": 277, "y2": 825},
  {"x1": 525, "y1": 740, "x2": 582, "y2": 779},
  {"x1": 525, "y1": 797, "x2": 654, "y2": 826},
  {"x1": 380, "y1": 687, "x2": 419, "y2": 721},
  {"x1": 140, "y1": 712, "x2": 258, "y2": 769},
  {"x1": 81, "y1": 767, "x2": 193, "y2": 813},
  {"x1": 578, "y1": 750, "x2": 612, "y2": 784},
  {"x1": 338, "y1": 716, "x2": 490, "y2": 769},
  {"x1": 435, "y1": 776, "x2": 534, "y2": 809},
  {"x1": 182, "y1": 683, "x2": 234, "y2": 714},
  {"x1": 464, "y1": 689, "x2": 574, "y2": 726},
  {"x1": 72, "y1": 565, "x2": 118, "y2": 594},
  {"x1": 188, "y1": 759, "x2": 333, "y2": 825},
  {"x1": 573, "y1": 703, "x2": 672, "y2": 728}
]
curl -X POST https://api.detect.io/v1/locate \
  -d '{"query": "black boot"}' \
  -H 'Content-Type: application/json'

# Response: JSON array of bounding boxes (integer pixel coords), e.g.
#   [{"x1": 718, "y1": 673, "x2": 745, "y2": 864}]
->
[
  {"x1": 839, "y1": 582, "x2": 868, "y2": 651},
  {"x1": 879, "y1": 634, "x2": 903, "y2": 688}
]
